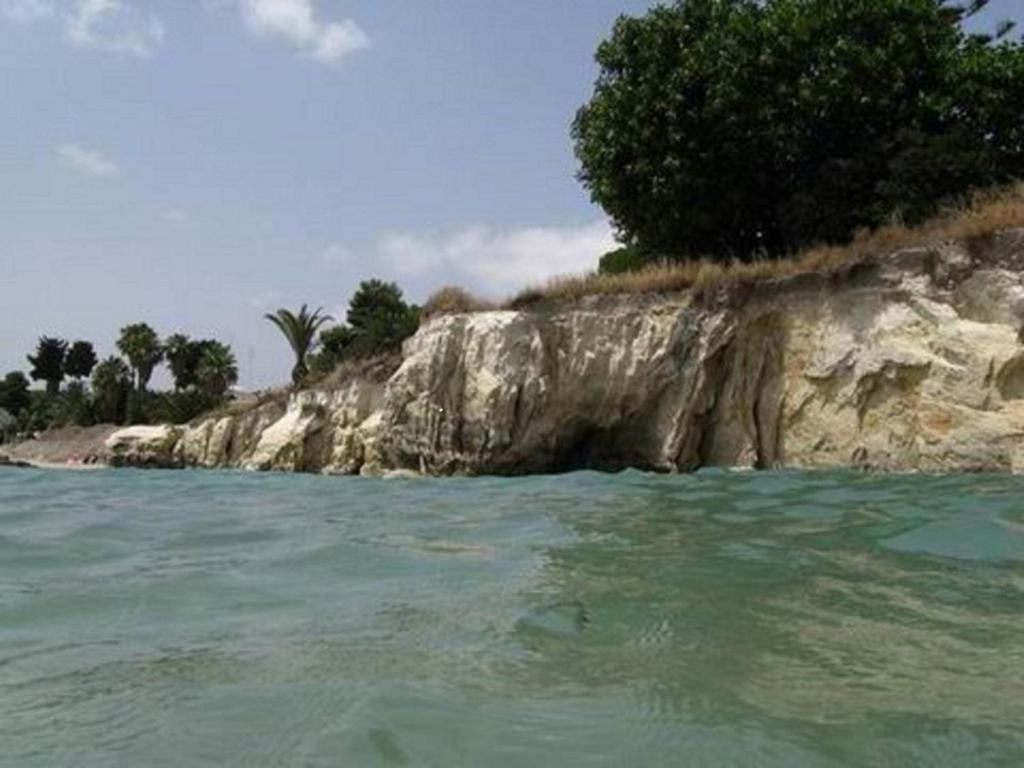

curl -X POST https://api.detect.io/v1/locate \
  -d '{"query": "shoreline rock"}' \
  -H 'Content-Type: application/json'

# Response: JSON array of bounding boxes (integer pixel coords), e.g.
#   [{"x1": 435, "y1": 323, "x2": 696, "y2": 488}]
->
[{"x1": 104, "y1": 425, "x2": 184, "y2": 468}]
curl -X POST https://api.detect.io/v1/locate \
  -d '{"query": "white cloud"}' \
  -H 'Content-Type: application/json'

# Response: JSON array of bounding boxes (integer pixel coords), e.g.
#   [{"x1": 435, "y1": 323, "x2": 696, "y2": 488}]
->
[
  {"x1": 379, "y1": 221, "x2": 616, "y2": 294},
  {"x1": 65, "y1": 0, "x2": 163, "y2": 57},
  {"x1": 1, "y1": 0, "x2": 163, "y2": 56},
  {"x1": 240, "y1": 0, "x2": 368, "y2": 64},
  {"x1": 3, "y1": 1, "x2": 367, "y2": 63},
  {"x1": 0, "y1": 0, "x2": 53, "y2": 23},
  {"x1": 57, "y1": 143, "x2": 119, "y2": 176}
]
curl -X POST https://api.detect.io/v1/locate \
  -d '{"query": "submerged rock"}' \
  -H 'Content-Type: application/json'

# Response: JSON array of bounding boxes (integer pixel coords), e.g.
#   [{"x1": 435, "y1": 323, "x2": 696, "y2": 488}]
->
[{"x1": 107, "y1": 229, "x2": 1024, "y2": 475}]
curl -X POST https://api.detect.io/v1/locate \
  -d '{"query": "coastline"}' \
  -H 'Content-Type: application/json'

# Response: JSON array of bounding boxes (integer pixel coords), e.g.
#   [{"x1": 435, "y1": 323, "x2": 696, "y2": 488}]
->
[
  {"x1": 9, "y1": 228, "x2": 1024, "y2": 480},
  {"x1": 95, "y1": 228, "x2": 1024, "y2": 478},
  {"x1": 0, "y1": 457, "x2": 107, "y2": 472}
]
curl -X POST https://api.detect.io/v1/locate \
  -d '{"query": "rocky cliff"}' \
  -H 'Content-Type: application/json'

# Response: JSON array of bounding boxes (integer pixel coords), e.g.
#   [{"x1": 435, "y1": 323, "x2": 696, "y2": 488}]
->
[{"x1": 106, "y1": 230, "x2": 1024, "y2": 475}]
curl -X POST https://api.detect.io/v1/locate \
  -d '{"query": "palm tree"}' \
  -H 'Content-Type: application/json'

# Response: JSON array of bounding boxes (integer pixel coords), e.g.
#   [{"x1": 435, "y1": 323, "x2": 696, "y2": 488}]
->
[
  {"x1": 91, "y1": 356, "x2": 131, "y2": 424},
  {"x1": 196, "y1": 341, "x2": 239, "y2": 399},
  {"x1": 264, "y1": 305, "x2": 332, "y2": 385},
  {"x1": 164, "y1": 333, "x2": 195, "y2": 391},
  {"x1": 117, "y1": 323, "x2": 164, "y2": 394}
]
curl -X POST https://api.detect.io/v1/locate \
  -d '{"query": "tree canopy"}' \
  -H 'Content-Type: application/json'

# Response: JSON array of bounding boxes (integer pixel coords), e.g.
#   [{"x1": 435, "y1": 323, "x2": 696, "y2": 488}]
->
[
  {"x1": 307, "y1": 280, "x2": 421, "y2": 378},
  {"x1": 309, "y1": 325, "x2": 358, "y2": 375},
  {"x1": 27, "y1": 337, "x2": 67, "y2": 396},
  {"x1": 345, "y1": 279, "x2": 420, "y2": 359},
  {"x1": 0, "y1": 372, "x2": 31, "y2": 418},
  {"x1": 573, "y1": 0, "x2": 1024, "y2": 263},
  {"x1": 196, "y1": 341, "x2": 239, "y2": 399},
  {"x1": 165, "y1": 333, "x2": 200, "y2": 391},
  {"x1": 117, "y1": 323, "x2": 164, "y2": 394},
  {"x1": 91, "y1": 356, "x2": 132, "y2": 424},
  {"x1": 165, "y1": 335, "x2": 227, "y2": 392},
  {"x1": 65, "y1": 341, "x2": 98, "y2": 381},
  {"x1": 7, "y1": 324, "x2": 238, "y2": 430},
  {"x1": 90, "y1": 356, "x2": 132, "y2": 423}
]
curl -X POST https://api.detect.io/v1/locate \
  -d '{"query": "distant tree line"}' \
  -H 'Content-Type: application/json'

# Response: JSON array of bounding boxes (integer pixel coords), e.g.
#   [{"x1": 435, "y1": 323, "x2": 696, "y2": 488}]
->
[
  {"x1": 1, "y1": 277, "x2": 423, "y2": 433},
  {"x1": 0, "y1": 325, "x2": 238, "y2": 432},
  {"x1": 573, "y1": 0, "x2": 1024, "y2": 271}
]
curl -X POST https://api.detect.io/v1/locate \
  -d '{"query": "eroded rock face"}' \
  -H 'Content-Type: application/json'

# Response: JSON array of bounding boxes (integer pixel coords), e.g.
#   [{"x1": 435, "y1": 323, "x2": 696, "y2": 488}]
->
[
  {"x1": 107, "y1": 229, "x2": 1024, "y2": 475},
  {"x1": 175, "y1": 398, "x2": 286, "y2": 469},
  {"x1": 242, "y1": 381, "x2": 385, "y2": 473}
]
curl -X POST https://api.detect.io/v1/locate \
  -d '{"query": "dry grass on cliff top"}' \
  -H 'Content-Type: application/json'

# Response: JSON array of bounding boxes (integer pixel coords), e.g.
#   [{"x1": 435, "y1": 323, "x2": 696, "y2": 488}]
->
[
  {"x1": 422, "y1": 285, "x2": 497, "y2": 316},
  {"x1": 197, "y1": 386, "x2": 291, "y2": 422},
  {"x1": 422, "y1": 183, "x2": 1024, "y2": 316},
  {"x1": 313, "y1": 353, "x2": 404, "y2": 388}
]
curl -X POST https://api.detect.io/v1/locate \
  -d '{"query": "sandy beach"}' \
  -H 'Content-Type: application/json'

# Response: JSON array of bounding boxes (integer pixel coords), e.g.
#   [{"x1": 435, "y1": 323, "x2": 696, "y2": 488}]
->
[{"x1": 0, "y1": 425, "x2": 117, "y2": 469}]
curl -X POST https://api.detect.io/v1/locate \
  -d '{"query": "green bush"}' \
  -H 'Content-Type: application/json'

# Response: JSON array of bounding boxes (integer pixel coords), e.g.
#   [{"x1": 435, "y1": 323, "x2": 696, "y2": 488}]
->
[
  {"x1": 308, "y1": 325, "x2": 357, "y2": 375},
  {"x1": 598, "y1": 246, "x2": 649, "y2": 275},
  {"x1": 345, "y1": 279, "x2": 420, "y2": 359}
]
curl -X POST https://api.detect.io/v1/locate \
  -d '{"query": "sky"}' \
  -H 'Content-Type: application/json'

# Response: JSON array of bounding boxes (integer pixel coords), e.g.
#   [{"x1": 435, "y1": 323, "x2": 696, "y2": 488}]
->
[{"x1": 1, "y1": 0, "x2": 1022, "y2": 388}]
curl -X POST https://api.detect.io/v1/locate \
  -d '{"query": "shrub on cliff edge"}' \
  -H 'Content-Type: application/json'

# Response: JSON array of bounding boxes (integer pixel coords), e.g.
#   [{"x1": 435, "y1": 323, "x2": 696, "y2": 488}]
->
[{"x1": 309, "y1": 280, "x2": 421, "y2": 377}]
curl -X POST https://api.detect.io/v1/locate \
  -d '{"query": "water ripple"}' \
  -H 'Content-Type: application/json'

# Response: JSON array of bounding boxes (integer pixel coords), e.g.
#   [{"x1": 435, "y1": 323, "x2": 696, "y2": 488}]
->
[{"x1": 1, "y1": 467, "x2": 1023, "y2": 765}]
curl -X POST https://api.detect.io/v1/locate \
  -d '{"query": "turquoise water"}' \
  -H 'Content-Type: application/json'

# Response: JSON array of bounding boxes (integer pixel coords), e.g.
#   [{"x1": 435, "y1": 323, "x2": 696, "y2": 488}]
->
[{"x1": 1, "y1": 468, "x2": 1024, "y2": 766}]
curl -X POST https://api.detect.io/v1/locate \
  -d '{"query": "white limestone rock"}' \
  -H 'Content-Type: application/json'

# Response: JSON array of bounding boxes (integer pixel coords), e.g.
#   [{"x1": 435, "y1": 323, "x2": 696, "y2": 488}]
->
[
  {"x1": 105, "y1": 425, "x2": 183, "y2": 468},
  {"x1": 153, "y1": 228, "x2": 1024, "y2": 475}
]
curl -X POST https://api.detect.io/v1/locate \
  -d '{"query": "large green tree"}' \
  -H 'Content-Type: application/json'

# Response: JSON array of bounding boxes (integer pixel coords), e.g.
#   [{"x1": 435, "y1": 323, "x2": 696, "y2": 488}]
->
[
  {"x1": 117, "y1": 323, "x2": 164, "y2": 394},
  {"x1": 27, "y1": 337, "x2": 67, "y2": 397},
  {"x1": 65, "y1": 341, "x2": 98, "y2": 382},
  {"x1": 264, "y1": 305, "x2": 333, "y2": 385},
  {"x1": 573, "y1": 0, "x2": 1024, "y2": 262},
  {"x1": 165, "y1": 334, "x2": 223, "y2": 392}
]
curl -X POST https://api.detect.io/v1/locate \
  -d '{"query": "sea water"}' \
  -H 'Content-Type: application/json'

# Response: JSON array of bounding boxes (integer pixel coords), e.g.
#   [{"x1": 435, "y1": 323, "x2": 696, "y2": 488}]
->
[{"x1": 1, "y1": 467, "x2": 1023, "y2": 766}]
